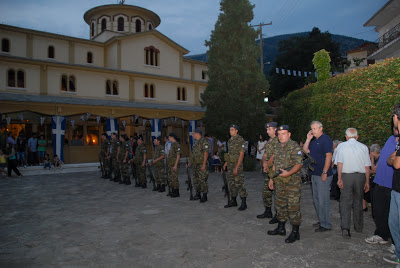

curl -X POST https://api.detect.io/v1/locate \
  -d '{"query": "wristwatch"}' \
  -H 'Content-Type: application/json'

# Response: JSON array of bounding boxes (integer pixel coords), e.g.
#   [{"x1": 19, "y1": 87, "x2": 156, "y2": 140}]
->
[{"x1": 322, "y1": 171, "x2": 327, "y2": 174}]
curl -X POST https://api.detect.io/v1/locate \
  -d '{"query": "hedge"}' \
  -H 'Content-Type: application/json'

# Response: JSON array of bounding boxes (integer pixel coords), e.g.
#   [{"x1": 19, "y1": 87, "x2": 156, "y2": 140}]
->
[{"x1": 281, "y1": 57, "x2": 400, "y2": 146}]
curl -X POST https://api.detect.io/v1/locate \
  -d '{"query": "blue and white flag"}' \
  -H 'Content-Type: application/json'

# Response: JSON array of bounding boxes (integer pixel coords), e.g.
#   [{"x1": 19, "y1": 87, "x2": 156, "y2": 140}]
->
[
  {"x1": 106, "y1": 118, "x2": 118, "y2": 138},
  {"x1": 189, "y1": 120, "x2": 197, "y2": 149},
  {"x1": 52, "y1": 115, "x2": 66, "y2": 162},
  {"x1": 151, "y1": 119, "x2": 162, "y2": 142}
]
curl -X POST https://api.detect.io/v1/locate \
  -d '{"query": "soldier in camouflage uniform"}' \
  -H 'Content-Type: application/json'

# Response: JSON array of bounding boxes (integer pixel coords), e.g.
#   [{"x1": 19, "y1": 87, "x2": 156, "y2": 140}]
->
[
  {"x1": 134, "y1": 136, "x2": 147, "y2": 188},
  {"x1": 148, "y1": 136, "x2": 165, "y2": 192},
  {"x1": 257, "y1": 122, "x2": 279, "y2": 222},
  {"x1": 222, "y1": 124, "x2": 248, "y2": 211},
  {"x1": 110, "y1": 132, "x2": 121, "y2": 182},
  {"x1": 267, "y1": 125, "x2": 303, "y2": 244},
  {"x1": 100, "y1": 133, "x2": 111, "y2": 179},
  {"x1": 118, "y1": 134, "x2": 131, "y2": 185},
  {"x1": 187, "y1": 128, "x2": 209, "y2": 203},
  {"x1": 167, "y1": 133, "x2": 181, "y2": 198}
]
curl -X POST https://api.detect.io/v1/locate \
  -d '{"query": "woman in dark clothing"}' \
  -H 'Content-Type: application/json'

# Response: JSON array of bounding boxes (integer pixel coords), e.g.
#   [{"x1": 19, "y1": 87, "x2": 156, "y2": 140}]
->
[{"x1": 6, "y1": 143, "x2": 22, "y2": 177}]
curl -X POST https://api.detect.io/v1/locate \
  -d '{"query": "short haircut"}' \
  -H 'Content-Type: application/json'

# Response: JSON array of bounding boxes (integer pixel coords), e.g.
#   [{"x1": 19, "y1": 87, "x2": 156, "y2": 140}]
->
[
  {"x1": 310, "y1": 121, "x2": 323, "y2": 128},
  {"x1": 393, "y1": 103, "x2": 400, "y2": 118},
  {"x1": 345, "y1": 128, "x2": 358, "y2": 138},
  {"x1": 370, "y1": 144, "x2": 381, "y2": 153}
]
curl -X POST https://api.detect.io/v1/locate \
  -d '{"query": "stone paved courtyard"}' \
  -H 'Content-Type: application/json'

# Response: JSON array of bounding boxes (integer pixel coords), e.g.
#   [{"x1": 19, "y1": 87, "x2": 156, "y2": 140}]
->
[{"x1": 0, "y1": 168, "x2": 395, "y2": 267}]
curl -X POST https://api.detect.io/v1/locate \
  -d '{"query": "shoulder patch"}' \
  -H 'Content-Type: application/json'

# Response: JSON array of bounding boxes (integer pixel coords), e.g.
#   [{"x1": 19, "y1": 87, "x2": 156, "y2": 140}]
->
[
  {"x1": 178, "y1": 148, "x2": 180, "y2": 151},
  {"x1": 242, "y1": 145, "x2": 245, "y2": 147},
  {"x1": 205, "y1": 145, "x2": 208, "y2": 148},
  {"x1": 297, "y1": 151, "x2": 302, "y2": 155}
]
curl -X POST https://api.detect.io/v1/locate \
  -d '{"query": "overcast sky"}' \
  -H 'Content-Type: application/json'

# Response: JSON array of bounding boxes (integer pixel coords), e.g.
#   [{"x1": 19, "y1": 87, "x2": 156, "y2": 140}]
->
[{"x1": 0, "y1": 0, "x2": 388, "y2": 55}]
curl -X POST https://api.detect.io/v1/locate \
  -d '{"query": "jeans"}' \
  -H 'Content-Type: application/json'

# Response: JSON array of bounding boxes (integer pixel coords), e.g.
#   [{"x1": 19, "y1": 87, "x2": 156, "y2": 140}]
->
[
  {"x1": 312, "y1": 175, "x2": 333, "y2": 229},
  {"x1": 17, "y1": 152, "x2": 26, "y2": 165},
  {"x1": 389, "y1": 190, "x2": 400, "y2": 259},
  {"x1": 372, "y1": 184, "x2": 392, "y2": 240}
]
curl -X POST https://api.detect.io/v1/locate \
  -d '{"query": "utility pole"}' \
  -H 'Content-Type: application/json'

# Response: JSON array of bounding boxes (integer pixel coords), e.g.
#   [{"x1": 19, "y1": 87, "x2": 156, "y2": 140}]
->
[{"x1": 251, "y1": 22, "x2": 272, "y2": 73}]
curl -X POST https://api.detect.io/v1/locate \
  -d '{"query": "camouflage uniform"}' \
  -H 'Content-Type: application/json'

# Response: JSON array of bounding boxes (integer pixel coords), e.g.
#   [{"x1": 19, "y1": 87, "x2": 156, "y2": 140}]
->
[
  {"x1": 271, "y1": 138, "x2": 303, "y2": 225},
  {"x1": 100, "y1": 138, "x2": 111, "y2": 176},
  {"x1": 134, "y1": 143, "x2": 147, "y2": 184},
  {"x1": 226, "y1": 134, "x2": 247, "y2": 198},
  {"x1": 190, "y1": 136, "x2": 209, "y2": 193},
  {"x1": 167, "y1": 141, "x2": 181, "y2": 189},
  {"x1": 153, "y1": 144, "x2": 165, "y2": 185},
  {"x1": 110, "y1": 139, "x2": 120, "y2": 179},
  {"x1": 262, "y1": 136, "x2": 280, "y2": 207},
  {"x1": 119, "y1": 141, "x2": 131, "y2": 182}
]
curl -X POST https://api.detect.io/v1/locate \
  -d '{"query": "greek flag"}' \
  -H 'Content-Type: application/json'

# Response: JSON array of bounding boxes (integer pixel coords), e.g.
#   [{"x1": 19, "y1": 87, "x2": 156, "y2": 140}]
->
[
  {"x1": 189, "y1": 120, "x2": 197, "y2": 149},
  {"x1": 52, "y1": 115, "x2": 66, "y2": 162},
  {"x1": 151, "y1": 119, "x2": 162, "y2": 142},
  {"x1": 106, "y1": 118, "x2": 118, "y2": 138}
]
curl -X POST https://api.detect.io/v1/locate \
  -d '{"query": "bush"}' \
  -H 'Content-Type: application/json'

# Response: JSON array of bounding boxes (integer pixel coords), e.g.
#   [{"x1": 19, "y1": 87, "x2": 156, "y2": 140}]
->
[{"x1": 282, "y1": 57, "x2": 400, "y2": 146}]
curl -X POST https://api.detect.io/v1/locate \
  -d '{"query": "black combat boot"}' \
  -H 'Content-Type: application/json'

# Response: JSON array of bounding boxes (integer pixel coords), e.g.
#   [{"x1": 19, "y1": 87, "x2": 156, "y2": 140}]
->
[
  {"x1": 224, "y1": 197, "x2": 238, "y2": 208},
  {"x1": 269, "y1": 214, "x2": 278, "y2": 224},
  {"x1": 141, "y1": 182, "x2": 147, "y2": 189},
  {"x1": 267, "y1": 221, "x2": 286, "y2": 236},
  {"x1": 238, "y1": 197, "x2": 247, "y2": 211},
  {"x1": 200, "y1": 193, "x2": 208, "y2": 203},
  {"x1": 159, "y1": 184, "x2": 166, "y2": 192},
  {"x1": 125, "y1": 177, "x2": 131, "y2": 185},
  {"x1": 285, "y1": 225, "x2": 300, "y2": 243},
  {"x1": 171, "y1": 188, "x2": 180, "y2": 198},
  {"x1": 169, "y1": 188, "x2": 176, "y2": 197},
  {"x1": 193, "y1": 192, "x2": 201, "y2": 200},
  {"x1": 153, "y1": 184, "x2": 160, "y2": 191},
  {"x1": 257, "y1": 206, "x2": 272, "y2": 219}
]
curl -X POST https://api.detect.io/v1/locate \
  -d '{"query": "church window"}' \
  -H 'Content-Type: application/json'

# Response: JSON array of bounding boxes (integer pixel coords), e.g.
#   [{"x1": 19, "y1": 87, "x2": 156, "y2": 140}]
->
[
  {"x1": 106, "y1": 80, "x2": 111, "y2": 95},
  {"x1": 7, "y1": 69, "x2": 15, "y2": 87},
  {"x1": 144, "y1": 84, "x2": 149, "y2": 98},
  {"x1": 61, "y1": 75, "x2": 76, "y2": 92},
  {"x1": 69, "y1": 76, "x2": 76, "y2": 92},
  {"x1": 61, "y1": 75, "x2": 67, "y2": 91},
  {"x1": 91, "y1": 23, "x2": 95, "y2": 36},
  {"x1": 2, "y1": 38, "x2": 10, "y2": 53},
  {"x1": 150, "y1": 84, "x2": 154, "y2": 98},
  {"x1": 202, "y1": 71, "x2": 206, "y2": 80},
  {"x1": 144, "y1": 46, "x2": 160, "y2": 66},
  {"x1": 135, "y1": 19, "x2": 141, "y2": 33},
  {"x1": 101, "y1": 18, "x2": 107, "y2": 32},
  {"x1": 112, "y1": 80, "x2": 118, "y2": 95},
  {"x1": 48, "y1": 46, "x2": 55, "y2": 59},
  {"x1": 177, "y1": 87, "x2": 186, "y2": 101},
  {"x1": 118, "y1": 17, "x2": 124, "y2": 31},
  {"x1": 17, "y1": 70, "x2": 25, "y2": 88},
  {"x1": 177, "y1": 87, "x2": 181, "y2": 100},
  {"x1": 182, "y1": 87, "x2": 186, "y2": 101},
  {"x1": 87, "y1": 52, "x2": 93, "y2": 63}
]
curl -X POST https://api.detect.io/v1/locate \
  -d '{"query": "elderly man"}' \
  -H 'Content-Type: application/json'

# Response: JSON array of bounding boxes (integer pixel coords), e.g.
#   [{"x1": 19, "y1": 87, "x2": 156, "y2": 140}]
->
[
  {"x1": 334, "y1": 128, "x2": 371, "y2": 237},
  {"x1": 303, "y1": 121, "x2": 333, "y2": 232}
]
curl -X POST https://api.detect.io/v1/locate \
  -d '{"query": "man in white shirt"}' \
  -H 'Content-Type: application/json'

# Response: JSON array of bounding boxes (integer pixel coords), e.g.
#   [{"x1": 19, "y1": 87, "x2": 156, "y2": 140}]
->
[{"x1": 334, "y1": 128, "x2": 371, "y2": 237}]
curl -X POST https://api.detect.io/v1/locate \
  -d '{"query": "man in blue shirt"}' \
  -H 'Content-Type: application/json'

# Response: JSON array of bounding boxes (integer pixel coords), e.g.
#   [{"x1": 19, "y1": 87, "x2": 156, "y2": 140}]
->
[{"x1": 303, "y1": 121, "x2": 333, "y2": 232}]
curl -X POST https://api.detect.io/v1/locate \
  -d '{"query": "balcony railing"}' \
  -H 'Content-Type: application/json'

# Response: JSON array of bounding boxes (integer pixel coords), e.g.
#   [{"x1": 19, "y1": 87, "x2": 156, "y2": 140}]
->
[{"x1": 377, "y1": 22, "x2": 400, "y2": 49}]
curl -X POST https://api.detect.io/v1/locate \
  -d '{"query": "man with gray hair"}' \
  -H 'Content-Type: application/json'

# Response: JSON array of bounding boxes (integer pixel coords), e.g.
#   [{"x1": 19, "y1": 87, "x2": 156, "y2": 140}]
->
[
  {"x1": 303, "y1": 121, "x2": 333, "y2": 232},
  {"x1": 334, "y1": 128, "x2": 371, "y2": 237}
]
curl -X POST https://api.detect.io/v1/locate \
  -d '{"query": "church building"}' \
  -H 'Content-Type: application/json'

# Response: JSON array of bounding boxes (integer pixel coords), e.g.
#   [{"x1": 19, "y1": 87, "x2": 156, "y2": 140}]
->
[{"x1": 0, "y1": 3, "x2": 208, "y2": 163}]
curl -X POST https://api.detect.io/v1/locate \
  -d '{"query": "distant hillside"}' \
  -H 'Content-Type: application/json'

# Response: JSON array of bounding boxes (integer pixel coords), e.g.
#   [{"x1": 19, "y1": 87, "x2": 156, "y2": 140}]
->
[{"x1": 184, "y1": 32, "x2": 370, "y2": 77}]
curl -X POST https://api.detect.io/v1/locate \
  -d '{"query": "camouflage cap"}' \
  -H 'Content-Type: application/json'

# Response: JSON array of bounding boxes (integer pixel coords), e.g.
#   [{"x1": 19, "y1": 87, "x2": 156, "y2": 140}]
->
[
  {"x1": 277, "y1": 125, "x2": 290, "y2": 131},
  {"x1": 265, "y1": 122, "x2": 278, "y2": 129},
  {"x1": 229, "y1": 124, "x2": 239, "y2": 130}
]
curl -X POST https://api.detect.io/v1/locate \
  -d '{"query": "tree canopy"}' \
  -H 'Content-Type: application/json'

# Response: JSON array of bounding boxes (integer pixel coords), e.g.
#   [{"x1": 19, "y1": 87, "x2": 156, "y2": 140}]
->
[
  {"x1": 269, "y1": 27, "x2": 341, "y2": 101},
  {"x1": 200, "y1": 0, "x2": 269, "y2": 141}
]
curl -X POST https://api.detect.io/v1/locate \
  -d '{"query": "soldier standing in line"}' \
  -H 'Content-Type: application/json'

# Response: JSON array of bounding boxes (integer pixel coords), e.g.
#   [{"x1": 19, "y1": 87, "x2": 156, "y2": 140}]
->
[
  {"x1": 187, "y1": 128, "x2": 209, "y2": 203},
  {"x1": 100, "y1": 133, "x2": 111, "y2": 179},
  {"x1": 222, "y1": 124, "x2": 248, "y2": 211},
  {"x1": 148, "y1": 136, "x2": 165, "y2": 192},
  {"x1": 118, "y1": 134, "x2": 131, "y2": 185},
  {"x1": 167, "y1": 133, "x2": 181, "y2": 198},
  {"x1": 267, "y1": 125, "x2": 303, "y2": 243},
  {"x1": 110, "y1": 132, "x2": 120, "y2": 182},
  {"x1": 257, "y1": 122, "x2": 279, "y2": 222},
  {"x1": 134, "y1": 136, "x2": 147, "y2": 188}
]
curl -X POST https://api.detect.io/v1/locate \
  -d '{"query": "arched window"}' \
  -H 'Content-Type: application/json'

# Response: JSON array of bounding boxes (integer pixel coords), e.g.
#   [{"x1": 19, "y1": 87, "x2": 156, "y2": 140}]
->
[
  {"x1": 150, "y1": 84, "x2": 154, "y2": 98},
  {"x1": 148, "y1": 23, "x2": 153, "y2": 30},
  {"x1": 150, "y1": 50, "x2": 154, "y2": 66},
  {"x1": 7, "y1": 69, "x2": 15, "y2": 87},
  {"x1": 2, "y1": 38, "x2": 10, "y2": 53},
  {"x1": 69, "y1": 76, "x2": 76, "y2": 92},
  {"x1": 61, "y1": 75, "x2": 68, "y2": 91},
  {"x1": 202, "y1": 71, "x2": 206, "y2": 80},
  {"x1": 135, "y1": 19, "x2": 141, "y2": 33},
  {"x1": 87, "y1": 52, "x2": 93, "y2": 63},
  {"x1": 17, "y1": 70, "x2": 25, "y2": 88},
  {"x1": 144, "y1": 46, "x2": 160, "y2": 66},
  {"x1": 118, "y1": 17, "x2": 124, "y2": 31},
  {"x1": 112, "y1": 80, "x2": 118, "y2": 95},
  {"x1": 48, "y1": 46, "x2": 55, "y2": 58},
  {"x1": 144, "y1": 84, "x2": 149, "y2": 98},
  {"x1": 106, "y1": 80, "x2": 111, "y2": 95},
  {"x1": 177, "y1": 87, "x2": 181, "y2": 100},
  {"x1": 145, "y1": 49, "x2": 149, "y2": 65},
  {"x1": 101, "y1": 18, "x2": 107, "y2": 32},
  {"x1": 91, "y1": 23, "x2": 95, "y2": 36},
  {"x1": 182, "y1": 87, "x2": 186, "y2": 101}
]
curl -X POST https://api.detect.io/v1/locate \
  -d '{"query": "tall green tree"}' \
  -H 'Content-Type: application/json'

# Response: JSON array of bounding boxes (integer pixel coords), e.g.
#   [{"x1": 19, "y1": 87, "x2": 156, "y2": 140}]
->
[
  {"x1": 200, "y1": 0, "x2": 269, "y2": 141},
  {"x1": 269, "y1": 27, "x2": 341, "y2": 101},
  {"x1": 312, "y1": 49, "x2": 331, "y2": 81}
]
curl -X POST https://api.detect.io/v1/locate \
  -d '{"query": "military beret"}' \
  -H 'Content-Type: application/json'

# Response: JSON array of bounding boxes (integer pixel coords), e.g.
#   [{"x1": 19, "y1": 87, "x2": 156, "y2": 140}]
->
[
  {"x1": 111, "y1": 132, "x2": 117, "y2": 136},
  {"x1": 277, "y1": 125, "x2": 290, "y2": 131},
  {"x1": 194, "y1": 128, "x2": 203, "y2": 135},
  {"x1": 154, "y1": 136, "x2": 161, "y2": 141},
  {"x1": 169, "y1": 132, "x2": 177, "y2": 139},
  {"x1": 229, "y1": 124, "x2": 239, "y2": 130},
  {"x1": 265, "y1": 122, "x2": 278, "y2": 129}
]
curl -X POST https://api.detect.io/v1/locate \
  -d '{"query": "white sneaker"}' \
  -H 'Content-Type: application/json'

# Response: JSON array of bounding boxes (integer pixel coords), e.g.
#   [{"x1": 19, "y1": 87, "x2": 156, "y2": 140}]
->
[
  {"x1": 383, "y1": 254, "x2": 400, "y2": 265},
  {"x1": 365, "y1": 235, "x2": 389, "y2": 244},
  {"x1": 389, "y1": 244, "x2": 396, "y2": 254}
]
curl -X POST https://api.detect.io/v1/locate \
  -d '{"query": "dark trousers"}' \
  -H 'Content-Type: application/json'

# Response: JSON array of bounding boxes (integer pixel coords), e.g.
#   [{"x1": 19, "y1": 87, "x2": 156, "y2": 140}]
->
[
  {"x1": 330, "y1": 171, "x2": 341, "y2": 200},
  {"x1": 7, "y1": 159, "x2": 21, "y2": 177},
  {"x1": 340, "y1": 173, "x2": 365, "y2": 232},
  {"x1": 372, "y1": 184, "x2": 392, "y2": 241},
  {"x1": 28, "y1": 151, "x2": 38, "y2": 165}
]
